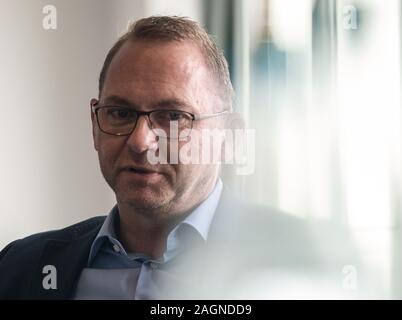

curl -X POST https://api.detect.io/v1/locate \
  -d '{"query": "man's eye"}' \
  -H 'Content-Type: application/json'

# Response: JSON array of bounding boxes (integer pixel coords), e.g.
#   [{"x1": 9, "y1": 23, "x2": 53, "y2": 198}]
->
[
  {"x1": 108, "y1": 108, "x2": 130, "y2": 119},
  {"x1": 166, "y1": 111, "x2": 185, "y2": 120}
]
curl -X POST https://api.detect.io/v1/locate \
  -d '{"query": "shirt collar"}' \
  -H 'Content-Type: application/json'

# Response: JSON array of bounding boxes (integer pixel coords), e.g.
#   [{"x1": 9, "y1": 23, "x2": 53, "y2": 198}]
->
[
  {"x1": 176, "y1": 178, "x2": 222, "y2": 242},
  {"x1": 88, "y1": 179, "x2": 223, "y2": 265}
]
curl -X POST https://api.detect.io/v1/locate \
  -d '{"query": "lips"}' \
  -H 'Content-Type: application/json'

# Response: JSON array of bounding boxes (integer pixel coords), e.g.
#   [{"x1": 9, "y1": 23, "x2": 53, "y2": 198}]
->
[
  {"x1": 121, "y1": 166, "x2": 160, "y2": 175},
  {"x1": 119, "y1": 165, "x2": 169, "y2": 184}
]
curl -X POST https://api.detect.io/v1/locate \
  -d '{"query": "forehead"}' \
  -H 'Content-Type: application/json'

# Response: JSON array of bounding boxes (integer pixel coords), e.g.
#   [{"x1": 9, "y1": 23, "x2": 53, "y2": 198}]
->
[{"x1": 101, "y1": 39, "x2": 216, "y2": 112}]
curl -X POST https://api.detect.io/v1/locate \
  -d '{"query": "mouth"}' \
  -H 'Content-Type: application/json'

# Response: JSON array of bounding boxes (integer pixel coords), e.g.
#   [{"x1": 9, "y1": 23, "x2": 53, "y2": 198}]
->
[
  {"x1": 119, "y1": 165, "x2": 170, "y2": 185},
  {"x1": 121, "y1": 166, "x2": 163, "y2": 177}
]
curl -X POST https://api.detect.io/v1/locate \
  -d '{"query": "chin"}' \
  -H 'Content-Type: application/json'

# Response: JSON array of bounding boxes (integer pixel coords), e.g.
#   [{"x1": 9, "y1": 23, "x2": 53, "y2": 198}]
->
[{"x1": 119, "y1": 187, "x2": 173, "y2": 211}]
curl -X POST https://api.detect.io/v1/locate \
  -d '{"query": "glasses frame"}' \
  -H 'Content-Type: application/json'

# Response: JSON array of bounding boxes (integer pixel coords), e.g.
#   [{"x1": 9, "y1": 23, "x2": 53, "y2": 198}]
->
[{"x1": 91, "y1": 100, "x2": 228, "y2": 137}]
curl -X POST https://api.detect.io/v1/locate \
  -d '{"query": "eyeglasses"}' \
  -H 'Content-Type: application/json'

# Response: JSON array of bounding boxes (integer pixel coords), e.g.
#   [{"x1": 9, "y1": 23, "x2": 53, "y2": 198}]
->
[{"x1": 91, "y1": 100, "x2": 228, "y2": 138}]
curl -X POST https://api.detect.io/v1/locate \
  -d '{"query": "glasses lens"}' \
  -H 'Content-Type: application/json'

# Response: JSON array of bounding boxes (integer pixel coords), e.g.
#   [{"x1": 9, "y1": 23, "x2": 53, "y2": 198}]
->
[
  {"x1": 97, "y1": 107, "x2": 137, "y2": 135},
  {"x1": 150, "y1": 110, "x2": 193, "y2": 137}
]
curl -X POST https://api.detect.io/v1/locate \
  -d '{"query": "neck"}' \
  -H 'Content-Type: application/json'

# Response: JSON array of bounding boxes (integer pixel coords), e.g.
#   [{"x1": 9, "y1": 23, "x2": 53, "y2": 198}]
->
[{"x1": 117, "y1": 203, "x2": 185, "y2": 259}]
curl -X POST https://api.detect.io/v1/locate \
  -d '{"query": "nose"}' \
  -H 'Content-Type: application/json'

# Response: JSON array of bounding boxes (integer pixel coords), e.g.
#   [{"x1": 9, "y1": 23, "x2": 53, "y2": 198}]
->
[{"x1": 126, "y1": 115, "x2": 158, "y2": 154}]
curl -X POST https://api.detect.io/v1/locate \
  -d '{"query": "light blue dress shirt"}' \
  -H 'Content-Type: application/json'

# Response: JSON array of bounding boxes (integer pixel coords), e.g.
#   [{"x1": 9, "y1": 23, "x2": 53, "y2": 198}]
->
[{"x1": 74, "y1": 179, "x2": 223, "y2": 299}]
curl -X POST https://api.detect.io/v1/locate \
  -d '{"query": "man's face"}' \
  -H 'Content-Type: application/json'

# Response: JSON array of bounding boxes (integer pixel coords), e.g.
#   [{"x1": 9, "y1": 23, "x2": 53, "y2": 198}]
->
[{"x1": 92, "y1": 39, "x2": 223, "y2": 217}]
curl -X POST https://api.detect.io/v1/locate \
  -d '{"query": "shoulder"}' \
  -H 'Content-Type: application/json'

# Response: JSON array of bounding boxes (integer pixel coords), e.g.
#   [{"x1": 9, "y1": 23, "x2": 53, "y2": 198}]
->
[
  {"x1": 213, "y1": 186, "x2": 309, "y2": 239},
  {"x1": 212, "y1": 187, "x2": 355, "y2": 265},
  {"x1": 0, "y1": 216, "x2": 106, "y2": 267},
  {"x1": 0, "y1": 216, "x2": 106, "y2": 299}
]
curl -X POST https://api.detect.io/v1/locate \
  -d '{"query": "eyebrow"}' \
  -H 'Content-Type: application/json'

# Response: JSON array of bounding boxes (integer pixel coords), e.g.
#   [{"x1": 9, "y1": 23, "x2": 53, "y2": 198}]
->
[
  {"x1": 102, "y1": 95, "x2": 196, "y2": 113},
  {"x1": 103, "y1": 95, "x2": 137, "y2": 107}
]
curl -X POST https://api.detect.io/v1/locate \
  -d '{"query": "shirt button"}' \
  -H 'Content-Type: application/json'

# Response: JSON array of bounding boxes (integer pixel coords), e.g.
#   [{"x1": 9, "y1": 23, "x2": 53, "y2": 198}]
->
[
  {"x1": 112, "y1": 244, "x2": 121, "y2": 253},
  {"x1": 150, "y1": 262, "x2": 158, "y2": 270}
]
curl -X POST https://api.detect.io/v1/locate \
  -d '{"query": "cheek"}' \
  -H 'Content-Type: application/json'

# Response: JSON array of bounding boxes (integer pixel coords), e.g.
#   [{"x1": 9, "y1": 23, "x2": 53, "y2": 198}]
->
[
  {"x1": 174, "y1": 163, "x2": 203, "y2": 183},
  {"x1": 97, "y1": 136, "x2": 125, "y2": 170}
]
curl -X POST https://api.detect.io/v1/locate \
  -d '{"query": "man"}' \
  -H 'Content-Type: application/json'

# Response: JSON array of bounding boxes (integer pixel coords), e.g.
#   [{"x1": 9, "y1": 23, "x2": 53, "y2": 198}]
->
[{"x1": 0, "y1": 16, "x2": 356, "y2": 300}]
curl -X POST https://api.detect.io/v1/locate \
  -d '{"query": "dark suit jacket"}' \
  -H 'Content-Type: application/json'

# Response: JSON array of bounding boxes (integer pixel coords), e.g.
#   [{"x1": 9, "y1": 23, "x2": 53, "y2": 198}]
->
[{"x1": 0, "y1": 188, "x2": 351, "y2": 299}]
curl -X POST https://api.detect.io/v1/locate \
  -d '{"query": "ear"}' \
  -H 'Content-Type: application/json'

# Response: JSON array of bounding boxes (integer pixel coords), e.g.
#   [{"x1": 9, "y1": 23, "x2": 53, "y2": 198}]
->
[{"x1": 90, "y1": 98, "x2": 99, "y2": 151}]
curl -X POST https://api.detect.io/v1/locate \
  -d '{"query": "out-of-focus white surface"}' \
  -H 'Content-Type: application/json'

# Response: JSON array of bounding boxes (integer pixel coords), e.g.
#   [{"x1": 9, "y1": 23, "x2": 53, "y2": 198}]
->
[{"x1": 230, "y1": 0, "x2": 402, "y2": 298}]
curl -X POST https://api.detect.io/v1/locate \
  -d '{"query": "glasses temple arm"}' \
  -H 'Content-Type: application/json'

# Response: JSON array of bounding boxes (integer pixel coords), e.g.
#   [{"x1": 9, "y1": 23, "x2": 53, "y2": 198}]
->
[{"x1": 193, "y1": 110, "x2": 229, "y2": 120}]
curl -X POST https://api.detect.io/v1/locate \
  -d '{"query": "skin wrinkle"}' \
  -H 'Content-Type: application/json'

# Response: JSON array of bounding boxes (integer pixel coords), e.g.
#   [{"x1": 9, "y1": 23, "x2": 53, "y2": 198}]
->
[{"x1": 91, "y1": 39, "x2": 225, "y2": 258}]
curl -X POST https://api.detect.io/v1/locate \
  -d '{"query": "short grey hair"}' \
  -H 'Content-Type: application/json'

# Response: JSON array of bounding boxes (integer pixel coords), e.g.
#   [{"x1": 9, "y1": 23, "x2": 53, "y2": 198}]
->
[{"x1": 98, "y1": 15, "x2": 234, "y2": 111}]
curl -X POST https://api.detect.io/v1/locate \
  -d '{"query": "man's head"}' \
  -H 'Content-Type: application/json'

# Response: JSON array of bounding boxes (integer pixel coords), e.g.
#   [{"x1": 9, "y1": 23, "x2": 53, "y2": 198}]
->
[
  {"x1": 98, "y1": 16, "x2": 234, "y2": 111},
  {"x1": 91, "y1": 16, "x2": 234, "y2": 219}
]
